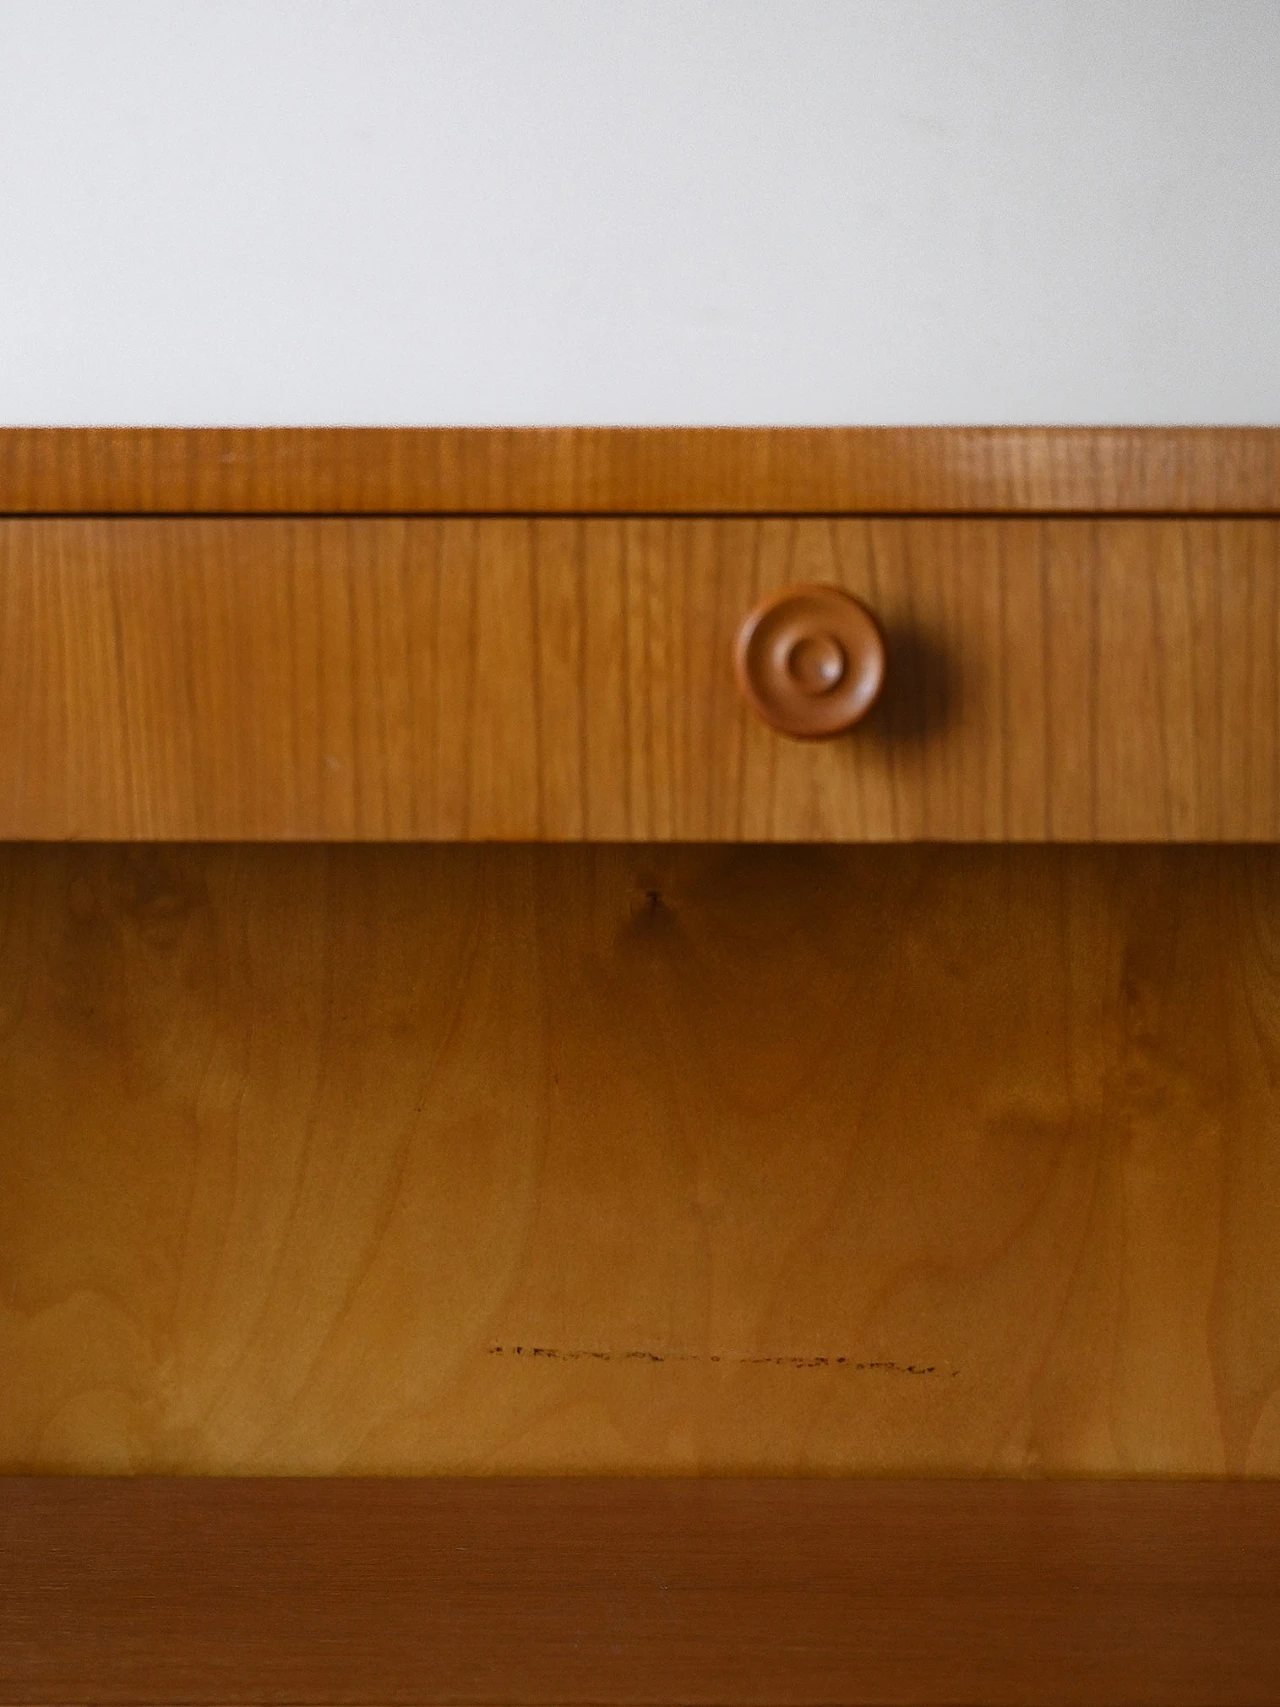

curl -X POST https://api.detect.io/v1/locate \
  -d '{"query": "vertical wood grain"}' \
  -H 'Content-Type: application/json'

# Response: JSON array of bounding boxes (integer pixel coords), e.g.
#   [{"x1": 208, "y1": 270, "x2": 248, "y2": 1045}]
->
[
  {"x1": 3, "y1": 516, "x2": 1280, "y2": 840},
  {"x1": 3, "y1": 843, "x2": 1280, "y2": 1476}
]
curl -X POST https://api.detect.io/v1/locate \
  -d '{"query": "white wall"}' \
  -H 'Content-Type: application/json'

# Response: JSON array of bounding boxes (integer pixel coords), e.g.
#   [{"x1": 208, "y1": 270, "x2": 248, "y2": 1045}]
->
[{"x1": 1, "y1": 0, "x2": 1277, "y2": 426}]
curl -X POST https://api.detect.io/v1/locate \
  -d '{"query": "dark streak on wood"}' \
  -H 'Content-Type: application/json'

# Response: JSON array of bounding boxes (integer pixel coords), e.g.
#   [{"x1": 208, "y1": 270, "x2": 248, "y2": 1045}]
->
[{"x1": 486, "y1": 1344, "x2": 947, "y2": 1372}]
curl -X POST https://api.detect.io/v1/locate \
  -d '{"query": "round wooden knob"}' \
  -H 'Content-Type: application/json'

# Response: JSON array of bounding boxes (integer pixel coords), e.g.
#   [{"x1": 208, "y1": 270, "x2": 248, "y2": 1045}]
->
[{"x1": 733, "y1": 584, "x2": 886, "y2": 739}]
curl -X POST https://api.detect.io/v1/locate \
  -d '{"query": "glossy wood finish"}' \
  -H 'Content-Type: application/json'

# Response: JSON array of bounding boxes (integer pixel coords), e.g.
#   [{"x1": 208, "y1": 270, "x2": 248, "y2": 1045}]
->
[
  {"x1": 733, "y1": 583, "x2": 886, "y2": 738},
  {"x1": 2, "y1": 426, "x2": 1278, "y2": 514},
  {"x1": 1, "y1": 516, "x2": 1279, "y2": 840},
  {"x1": 4, "y1": 843, "x2": 1280, "y2": 1478},
  {"x1": 4, "y1": 1477, "x2": 1280, "y2": 1707}
]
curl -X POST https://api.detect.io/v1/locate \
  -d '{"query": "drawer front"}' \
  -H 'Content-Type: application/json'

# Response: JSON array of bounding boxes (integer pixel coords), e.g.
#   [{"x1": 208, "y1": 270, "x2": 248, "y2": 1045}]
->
[{"x1": 0, "y1": 516, "x2": 1276, "y2": 840}]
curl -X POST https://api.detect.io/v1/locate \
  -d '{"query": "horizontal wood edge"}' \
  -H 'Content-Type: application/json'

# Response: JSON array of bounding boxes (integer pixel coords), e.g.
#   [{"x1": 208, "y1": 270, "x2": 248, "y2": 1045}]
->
[
  {"x1": 3, "y1": 1477, "x2": 1280, "y2": 1704},
  {"x1": 2, "y1": 427, "x2": 1278, "y2": 514}
]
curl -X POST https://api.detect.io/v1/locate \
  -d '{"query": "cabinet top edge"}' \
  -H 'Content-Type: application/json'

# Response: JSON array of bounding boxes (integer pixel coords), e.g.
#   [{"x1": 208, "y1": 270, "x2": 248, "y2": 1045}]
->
[{"x1": 2, "y1": 426, "x2": 1278, "y2": 516}]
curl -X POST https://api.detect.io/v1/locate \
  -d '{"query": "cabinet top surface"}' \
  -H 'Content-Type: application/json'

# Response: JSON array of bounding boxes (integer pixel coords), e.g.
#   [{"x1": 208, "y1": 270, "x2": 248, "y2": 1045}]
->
[{"x1": 2, "y1": 426, "x2": 1278, "y2": 516}]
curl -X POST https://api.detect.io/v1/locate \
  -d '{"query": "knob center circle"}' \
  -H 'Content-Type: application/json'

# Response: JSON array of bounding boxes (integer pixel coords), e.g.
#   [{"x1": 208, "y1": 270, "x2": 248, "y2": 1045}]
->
[{"x1": 785, "y1": 631, "x2": 846, "y2": 696}]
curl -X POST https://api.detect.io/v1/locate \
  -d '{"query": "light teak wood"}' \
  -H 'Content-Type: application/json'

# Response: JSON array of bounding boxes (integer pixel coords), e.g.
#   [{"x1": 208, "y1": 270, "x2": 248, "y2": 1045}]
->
[
  {"x1": 1, "y1": 516, "x2": 1279, "y2": 840},
  {"x1": 4, "y1": 843, "x2": 1280, "y2": 1477},
  {"x1": 2, "y1": 425, "x2": 1278, "y2": 514},
  {"x1": 4, "y1": 1478, "x2": 1280, "y2": 1706}
]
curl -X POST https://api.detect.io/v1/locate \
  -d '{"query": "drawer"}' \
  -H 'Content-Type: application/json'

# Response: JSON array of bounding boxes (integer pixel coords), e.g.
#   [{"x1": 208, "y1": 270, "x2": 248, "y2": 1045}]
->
[{"x1": 0, "y1": 515, "x2": 1277, "y2": 840}]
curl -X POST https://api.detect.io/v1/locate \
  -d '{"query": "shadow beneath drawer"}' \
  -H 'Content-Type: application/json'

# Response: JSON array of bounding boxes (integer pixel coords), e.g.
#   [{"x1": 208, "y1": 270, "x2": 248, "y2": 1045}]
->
[{"x1": 866, "y1": 625, "x2": 958, "y2": 744}]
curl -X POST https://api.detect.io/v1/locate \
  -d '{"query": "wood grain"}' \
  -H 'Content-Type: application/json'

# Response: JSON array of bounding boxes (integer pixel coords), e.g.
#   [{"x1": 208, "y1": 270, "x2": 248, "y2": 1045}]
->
[
  {"x1": 3, "y1": 1477, "x2": 1280, "y2": 1706},
  {"x1": 1, "y1": 426, "x2": 1278, "y2": 515},
  {"x1": 1, "y1": 516, "x2": 1279, "y2": 839},
  {"x1": 4, "y1": 843, "x2": 1280, "y2": 1477}
]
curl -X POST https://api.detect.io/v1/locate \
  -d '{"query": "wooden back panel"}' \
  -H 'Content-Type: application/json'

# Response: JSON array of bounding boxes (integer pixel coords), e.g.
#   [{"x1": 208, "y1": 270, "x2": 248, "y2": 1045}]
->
[{"x1": 4, "y1": 842, "x2": 1279, "y2": 1478}]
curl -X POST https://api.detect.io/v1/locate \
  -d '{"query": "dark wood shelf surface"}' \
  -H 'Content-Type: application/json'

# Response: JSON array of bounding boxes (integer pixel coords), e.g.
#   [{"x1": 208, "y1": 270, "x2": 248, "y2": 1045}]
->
[{"x1": 4, "y1": 1476, "x2": 1280, "y2": 1705}]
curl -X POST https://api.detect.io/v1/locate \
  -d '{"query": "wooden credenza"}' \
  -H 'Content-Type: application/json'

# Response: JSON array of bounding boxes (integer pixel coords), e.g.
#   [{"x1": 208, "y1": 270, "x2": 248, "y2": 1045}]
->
[{"x1": 3, "y1": 428, "x2": 1280, "y2": 1705}]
